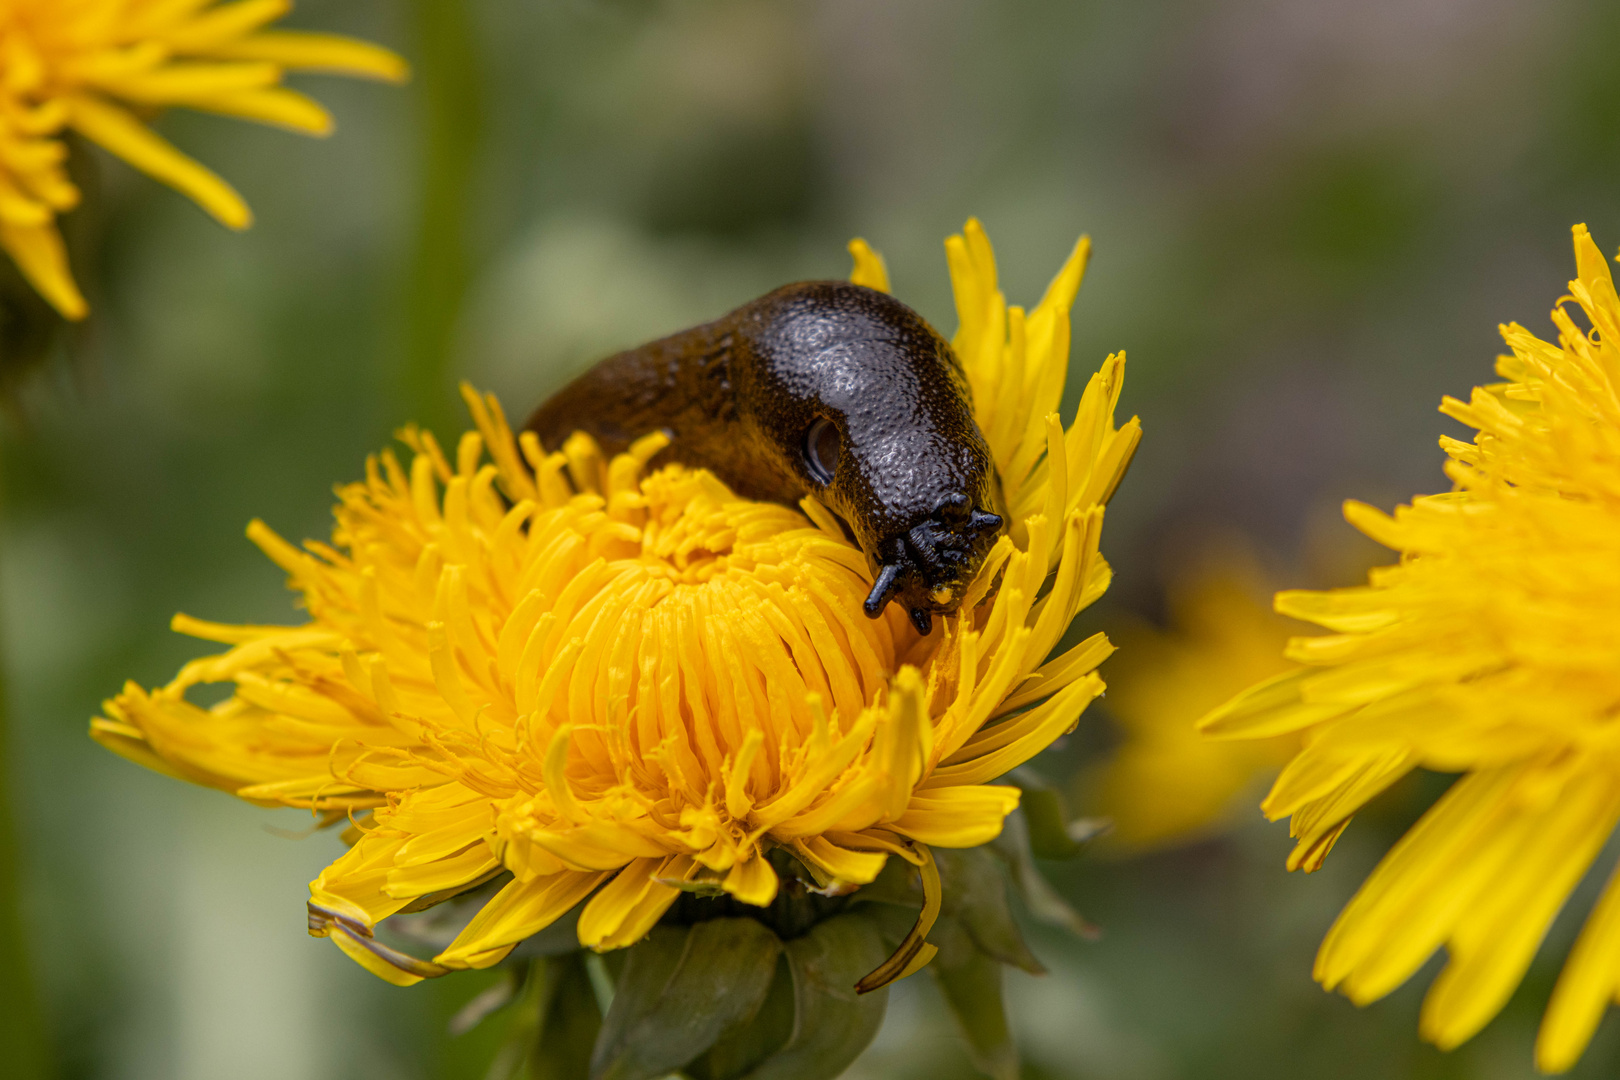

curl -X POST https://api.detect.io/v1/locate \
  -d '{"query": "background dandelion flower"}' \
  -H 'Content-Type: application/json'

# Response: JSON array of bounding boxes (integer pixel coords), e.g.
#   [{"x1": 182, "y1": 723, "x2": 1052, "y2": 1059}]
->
[
  {"x1": 0, "y1": 0, "x2": 407, "y2": 319},
  {"x1": 1086, "y1": 546, "x2": 1298, "y2": 850},
  {"x1": 94, "y1": 222, "x2": 1139, "y2": 998},
  {"x1": 1203, "y1": 224, "x2": 1620, "y2": 1073}
]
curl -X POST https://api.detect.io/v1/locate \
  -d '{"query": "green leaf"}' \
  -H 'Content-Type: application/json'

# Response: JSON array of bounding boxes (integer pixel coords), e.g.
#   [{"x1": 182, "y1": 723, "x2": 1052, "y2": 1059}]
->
[
  {"x1": 739, "y1": 913, "x2": 890, "y2": 1080},
  {"x1": 589, "y1": 918, "x2": 783, "y2": 1080},
  {"x1": 930, "y1": 919, "x2": 1019, "y2": 1080},
  {"x1": 935, "y1": 847, "x2": 1044, "y2": 975},
  {"x1": 689, "y1": 956, "x2": 795, "y2": 1080}
]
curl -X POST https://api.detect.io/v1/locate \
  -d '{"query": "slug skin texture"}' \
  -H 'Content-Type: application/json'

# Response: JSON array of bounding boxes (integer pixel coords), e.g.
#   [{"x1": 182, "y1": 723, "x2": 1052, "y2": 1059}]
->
[{"x1": 525, "y1": 281, "x2": 1006, "y2": 634}]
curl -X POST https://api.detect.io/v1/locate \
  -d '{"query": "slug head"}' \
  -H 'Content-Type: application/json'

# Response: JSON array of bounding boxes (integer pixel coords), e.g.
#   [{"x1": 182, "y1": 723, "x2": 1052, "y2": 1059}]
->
[{"x1": 732, "y1": 281, "x2": 1007, "y2": 634}]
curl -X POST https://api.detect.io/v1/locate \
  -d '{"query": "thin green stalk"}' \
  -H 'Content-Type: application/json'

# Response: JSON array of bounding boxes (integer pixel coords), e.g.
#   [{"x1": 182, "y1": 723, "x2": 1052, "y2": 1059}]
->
[
  {"x1": 0, "y1": 581, "x2": 50, "y2": 1079},
  {"x1": 402, "y1": 0, "x2": 485, "y2": 437},
  {"x1": 402, "y1": 7, "x2": 492, "y2": 1074}
]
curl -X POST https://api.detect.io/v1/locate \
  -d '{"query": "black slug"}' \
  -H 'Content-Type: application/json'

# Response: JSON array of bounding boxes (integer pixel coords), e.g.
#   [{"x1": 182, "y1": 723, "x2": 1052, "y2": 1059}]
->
[{"x1": 524, "y1": 281, "x2": 1006, "y2": 635}]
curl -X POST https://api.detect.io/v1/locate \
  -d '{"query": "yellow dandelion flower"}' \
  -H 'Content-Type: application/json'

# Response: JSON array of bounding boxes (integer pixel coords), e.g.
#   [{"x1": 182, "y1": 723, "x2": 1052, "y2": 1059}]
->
[
  {"x1": 94, "y1": 221, "x2": 1140, "y2": 990},
  {"x1": 1203, "y1": 224, "x2": 1620, "y2": 1072},
  {"x1": 0, "y1": 0, "x2": 407, "y2": 319},
  {"x1": 1087, "y1": 548, "x2": 1297, "y2": 850}
]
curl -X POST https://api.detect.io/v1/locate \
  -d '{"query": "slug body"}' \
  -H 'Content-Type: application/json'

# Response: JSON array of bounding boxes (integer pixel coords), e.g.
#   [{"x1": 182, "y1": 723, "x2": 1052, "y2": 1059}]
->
[{"x1": 524, "y1": 281, "x2": 1005, "y2": 634}]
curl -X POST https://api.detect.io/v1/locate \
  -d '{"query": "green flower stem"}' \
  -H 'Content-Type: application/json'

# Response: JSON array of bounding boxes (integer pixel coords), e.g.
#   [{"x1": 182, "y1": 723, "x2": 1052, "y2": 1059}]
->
[
  {"x1": 403, "y1": 0, "x2": 484, "y2": 436},
  {"x1": 404, "y1": 6, "x2": 490, "y2": 1074},
  {"x1": 0, "y1": 597, "x2": 50, "y2": 1079}
]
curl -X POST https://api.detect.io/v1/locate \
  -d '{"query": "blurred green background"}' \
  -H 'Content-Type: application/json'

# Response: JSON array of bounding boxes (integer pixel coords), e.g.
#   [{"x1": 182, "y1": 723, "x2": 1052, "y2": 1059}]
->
[{"x1": 6, "y1": 0, "x2": 1620, "y2": 1077}]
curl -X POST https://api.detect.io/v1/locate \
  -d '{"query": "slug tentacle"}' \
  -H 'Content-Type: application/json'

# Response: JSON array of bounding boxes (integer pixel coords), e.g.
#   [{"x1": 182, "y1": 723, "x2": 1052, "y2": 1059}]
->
[
  {"x1": 865, "y1": 561, "x2": 905, "y2": 619},
  {"x1": 524, "y1": 280, "x2": 1007, "y2": 626}
]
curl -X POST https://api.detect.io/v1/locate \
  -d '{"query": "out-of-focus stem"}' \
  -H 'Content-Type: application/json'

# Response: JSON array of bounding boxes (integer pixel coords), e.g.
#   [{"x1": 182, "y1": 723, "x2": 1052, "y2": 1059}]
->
[
  {"x1": 402, "y1": 0, "x2": 484, "y2": 436},
  {"x1": 0, "y1": 575, "x2": 50, "y2": 1079},
  {"x1": 402, "y1": 13, "x2": 489, "y2": 1070}
]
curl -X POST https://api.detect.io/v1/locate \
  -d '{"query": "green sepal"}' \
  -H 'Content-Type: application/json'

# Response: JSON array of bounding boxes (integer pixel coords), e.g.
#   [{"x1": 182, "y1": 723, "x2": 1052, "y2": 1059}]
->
[
  {"x1": 485, "y1": 953, "x2": 602, "y2": 1080},
  {"x1": 589, "y1": 918, "x2": 783, "y2": 1080},
  {"x1": 736, "y1": 912, "x2": 890, "y2": 1080},
  {"x1": 935, "y1": 847, "x2": 1044, "y2": 975},
  {"x1": 510, "y1": 905, "x2": 587, "y2": 958},
  {"x1": 653, "y1": 875, "x2": 729, "y2": 897},
  {"x1": 1022, "y1": 787, "x2": 1084, "y2": 860},
  {"x1": 992, "y1": 808, "x2": 1099, "y2": 940},
  {"x1": 930, "y1": 918, "x2": 1019, "y2": 1080},
  {"x1": 389, "y1": 873, "x2": 513, "y2": 949},
  {"x1": 857, "y1": 898, "x2": 925, "y2": 951},
  {"x1": 847, "y1": 850, "x2": 923, "y2": 911},
  {"x1": 1007, "y1": 766, "x2": 1107, "y2": 860},
  {"x1": 531, "y1": 953, "x2": 603, "y2": 1080},
  {"x1": 688, "y1": 956, "x2": 795, "y2": 1080},
  {"x1": 447, "y1": 964, "x2": 524, "y2": 1037},
  {"x1": 482, "y1": 961, "x2": 546, "y2": 1080}
]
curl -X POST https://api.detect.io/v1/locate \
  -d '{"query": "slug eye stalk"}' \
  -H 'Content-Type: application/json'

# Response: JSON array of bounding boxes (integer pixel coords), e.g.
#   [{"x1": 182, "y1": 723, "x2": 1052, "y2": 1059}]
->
[{"x1": 862, "y1": 505, "x2": 1005, "y2": 635}]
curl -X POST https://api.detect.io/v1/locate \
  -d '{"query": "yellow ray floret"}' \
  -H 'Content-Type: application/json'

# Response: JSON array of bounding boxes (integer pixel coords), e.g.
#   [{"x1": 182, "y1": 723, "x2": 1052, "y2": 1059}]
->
[
  {"x1": 0, "y1": 0, "x2": 407, "y2": 319},
  {"x1": 1202, "y1": 224, "x2": 1620, "y2": 1073},
  {"x1": 95, "y1": 222, "x2": 1140, "y2": 987}
]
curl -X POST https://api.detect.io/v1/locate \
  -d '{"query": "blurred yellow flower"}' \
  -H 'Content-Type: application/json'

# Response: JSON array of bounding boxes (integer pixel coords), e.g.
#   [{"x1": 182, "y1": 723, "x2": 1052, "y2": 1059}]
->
[
  {"x1": 94, "y1": 222, "x2": 1140, "y2": 987},
  {"x1": 1088, "y1": 550, "x2": 1296, "y2": 850},
  {"x1": 0, "y1": 0, "x2": 406, "y2": 319},
  {"x1": 1203, "y1": 224, "x2": 1620, "y2": 1073}
]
